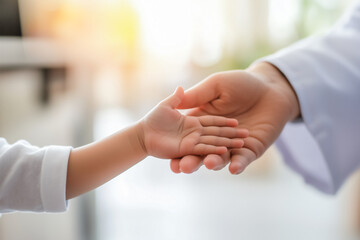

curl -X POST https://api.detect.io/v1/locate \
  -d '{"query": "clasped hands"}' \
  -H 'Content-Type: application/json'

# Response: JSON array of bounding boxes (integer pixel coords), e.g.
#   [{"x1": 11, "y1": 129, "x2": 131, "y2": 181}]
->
[
  {"x1": 66, "y1": 62, "x2": 301, "y2": 199},
  {"x1": 141, "y1": 62, "x2": 300, "y2": 175}
]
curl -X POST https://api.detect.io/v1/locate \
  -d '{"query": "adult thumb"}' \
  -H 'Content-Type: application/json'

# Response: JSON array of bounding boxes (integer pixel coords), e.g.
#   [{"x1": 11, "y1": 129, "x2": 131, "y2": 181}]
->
[
  {"x1": 161, "y1": 86, "x2": 184, "y2": 109},
  {"x1": 177, "y1": 77, "x2": 218, "y2": 109}
]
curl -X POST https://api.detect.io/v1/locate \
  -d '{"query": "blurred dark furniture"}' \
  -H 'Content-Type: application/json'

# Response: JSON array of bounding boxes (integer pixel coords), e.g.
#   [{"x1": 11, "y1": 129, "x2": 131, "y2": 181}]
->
[
  {"x1": 0, "y1": 0, "x2": 22, "y2": 36},
  {"x1": 0, "y1": 0, "x2": 67, "y2": 103}
]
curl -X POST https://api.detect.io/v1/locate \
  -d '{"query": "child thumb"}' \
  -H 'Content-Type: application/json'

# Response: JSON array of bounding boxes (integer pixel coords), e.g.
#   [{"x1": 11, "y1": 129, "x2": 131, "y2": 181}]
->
[{"x1": 162, "y1": 86, "x2": 184, "y2": 109}]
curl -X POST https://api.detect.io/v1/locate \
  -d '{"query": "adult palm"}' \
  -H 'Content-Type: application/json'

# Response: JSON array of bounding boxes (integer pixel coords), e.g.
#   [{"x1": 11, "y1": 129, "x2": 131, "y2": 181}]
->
[{"x1": 170, "y1": 63, "x2": 300, "y2": 174}]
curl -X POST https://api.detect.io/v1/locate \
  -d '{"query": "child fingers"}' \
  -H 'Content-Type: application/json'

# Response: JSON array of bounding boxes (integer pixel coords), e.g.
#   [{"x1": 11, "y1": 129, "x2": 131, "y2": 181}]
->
[
  {"x1": 236, "y1": 128, "x2": 249, "y2": 138},
  {"x1": 193, "y1": 144, "x2": 228, "y2": 155},
  {"x1": 199, "y1": 136, "x2": 244, "y2": 148},
  {"x1": 198, "y1": 115, "x2": 238, "y2": 127},
  {"x1": 202, "y1": 126, "x2": 249, "y2": 138}
]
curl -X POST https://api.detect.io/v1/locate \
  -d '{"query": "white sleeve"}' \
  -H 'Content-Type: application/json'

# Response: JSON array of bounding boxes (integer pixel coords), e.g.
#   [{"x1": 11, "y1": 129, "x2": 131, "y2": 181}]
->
[
  {"x1": 260, "y1": 1, "x2": 360, "y2": 194},
  {"x1": 0, "y1": 138, "x2": 72, "y2": 212}
]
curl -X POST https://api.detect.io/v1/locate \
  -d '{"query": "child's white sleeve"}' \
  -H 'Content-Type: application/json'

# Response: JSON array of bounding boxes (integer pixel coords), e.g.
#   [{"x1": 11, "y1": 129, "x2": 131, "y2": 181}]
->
[{"x1": 0, "y1": 138, "x2": 72, "y2": 213}]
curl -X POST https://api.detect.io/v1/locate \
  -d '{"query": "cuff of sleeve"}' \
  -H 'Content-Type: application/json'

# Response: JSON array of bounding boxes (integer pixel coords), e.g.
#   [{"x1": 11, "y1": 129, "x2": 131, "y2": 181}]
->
[
  {"x1": 41, "y1": 146, "x2": 72, "y2": 212},
  {"x1": 256, "y1": 54, "x2": 337, "y2": 194},
  {"x1": 254, "y1": 49, "x2": 320, "y2": 130}
]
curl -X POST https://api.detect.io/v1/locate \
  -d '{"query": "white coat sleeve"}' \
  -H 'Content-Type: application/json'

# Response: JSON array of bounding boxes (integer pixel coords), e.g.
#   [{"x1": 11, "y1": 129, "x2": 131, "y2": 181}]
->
[
  {"x1": 0, "y1": 138, "x2": 71, "y2": 212},
  {"x1": 260, "y1": 1, "x2": 360, "y2": 194}
]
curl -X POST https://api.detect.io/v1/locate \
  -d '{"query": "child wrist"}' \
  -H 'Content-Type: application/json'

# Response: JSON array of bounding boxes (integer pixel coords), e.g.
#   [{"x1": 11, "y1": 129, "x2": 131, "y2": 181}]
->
[{"x1": 134, "y1": 121, "x2": 148, "y2": 157}]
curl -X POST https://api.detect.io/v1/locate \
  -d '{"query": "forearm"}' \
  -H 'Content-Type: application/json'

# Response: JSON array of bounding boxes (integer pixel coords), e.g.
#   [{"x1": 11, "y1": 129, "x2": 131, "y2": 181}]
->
[
  {"x1": 66, "y1": 123, "x2": 147, "y2": 199},
  {"x1": 247, "y1": 62, "x2": 301, "y2": 122}
]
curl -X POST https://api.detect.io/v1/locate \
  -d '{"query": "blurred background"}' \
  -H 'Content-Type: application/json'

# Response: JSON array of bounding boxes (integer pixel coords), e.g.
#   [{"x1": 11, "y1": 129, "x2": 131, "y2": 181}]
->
[{"x1": 0, "y1": 0, "x2": 359, "y2": 239}]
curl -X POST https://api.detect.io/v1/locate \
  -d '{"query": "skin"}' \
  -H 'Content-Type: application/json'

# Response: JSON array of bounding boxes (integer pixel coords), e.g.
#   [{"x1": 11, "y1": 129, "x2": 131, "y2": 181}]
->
[
  {"x1": 66, "y1": 87, "x2": 249, "y2": 199},
  {"x1": 170, "y1": 62, "x2": 301, "y2": 175}
]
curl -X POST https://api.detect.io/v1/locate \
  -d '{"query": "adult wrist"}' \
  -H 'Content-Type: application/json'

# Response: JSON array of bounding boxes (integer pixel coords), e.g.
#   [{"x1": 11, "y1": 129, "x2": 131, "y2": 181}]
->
[{"x1": 247, "y1": 61, "x2": 301, "y2": 122}]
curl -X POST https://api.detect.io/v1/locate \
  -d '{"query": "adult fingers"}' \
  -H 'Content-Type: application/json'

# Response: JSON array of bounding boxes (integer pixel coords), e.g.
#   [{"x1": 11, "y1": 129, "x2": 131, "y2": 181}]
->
[
  {"x1": 177, "y1": 76, "x2": 218, "y2": 109},
  {"x1": 178, "y1": 155, "x2": 204, "y2": 174},
  {"x1": 170, "y1": 158, "x2": 181, "y2": 173},
  {"x1": 161, "y1": 86, "x2": 184, "y2": 109},
  {"x1": 228, "y1": 148, "x2": 257, "y2": 174},
  {"x1": 203, "y1": 151, "x2": 230, "y2": 170},
  {"x1": 228, "y1": 134, "x2": 267, "y2": 174}
]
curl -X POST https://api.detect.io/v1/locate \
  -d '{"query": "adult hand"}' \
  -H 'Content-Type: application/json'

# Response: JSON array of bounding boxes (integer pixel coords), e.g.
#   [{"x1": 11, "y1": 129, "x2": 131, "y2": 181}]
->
[{"x1": 170, "y1": 62, "x2": 300, "y2": 174}]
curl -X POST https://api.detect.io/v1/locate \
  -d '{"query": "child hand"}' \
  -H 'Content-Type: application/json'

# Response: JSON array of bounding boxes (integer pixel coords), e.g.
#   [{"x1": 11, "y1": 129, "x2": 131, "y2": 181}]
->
[{"x1": 139, "y1": 87, "x2": 249, "y2": 159}]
